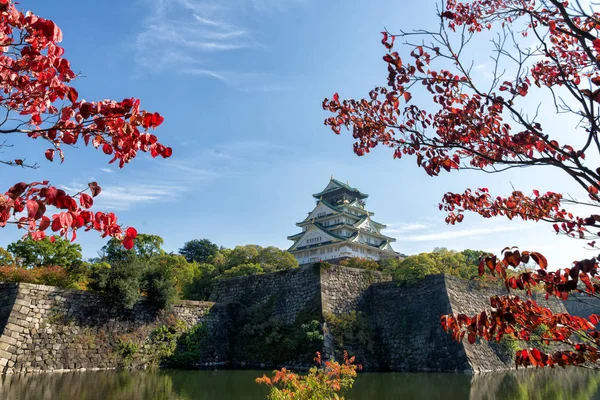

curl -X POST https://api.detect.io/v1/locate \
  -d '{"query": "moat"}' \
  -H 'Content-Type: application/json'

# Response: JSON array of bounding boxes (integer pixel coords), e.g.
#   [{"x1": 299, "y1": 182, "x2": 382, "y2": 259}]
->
[{"x1": 1, "y1": 368, "x2": 600, "y2": 400}]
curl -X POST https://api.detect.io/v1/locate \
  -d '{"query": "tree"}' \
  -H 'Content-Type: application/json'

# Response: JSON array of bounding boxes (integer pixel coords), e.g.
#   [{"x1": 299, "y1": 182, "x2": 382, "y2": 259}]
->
[
  {"x1": 100, "y1": 233, "x2": 165, "y2": 264},
  {"x1": 0, "y1": 247, "x2": 14, "y2": 266},
  {"x1": 89, "y1": 259, "x2": 145, "y2": 310},
  {"x1": 146, "y1": 253, "x2": 195, "y2": 297},
  {"x1": 222, "y1": 245, "x2": 298, "y2": 273},
  {"x1": 257, "y1": 246, "x2": 298, "y2": 273},
  {"x1": 324, "y1": 0, "x2": 600, "y2": 368},
  {"x1": 7, "y1": 236, "x2": 81, "y2": 268},
  {"x1": 224, "y1": 245, "x2": 260, "y2": 270},
  {"x1": 179, "y1": 239, "x2": 218, "y2": 264},
  {"x1": 183, "y1": 262, "x2": 218, "y2": 300},
  {"x1": 393, "y1": 253, "x2": 440, "y2": 283},
  {"x1": 222, "y1": 263, "x2": 264, "y2": 278},
  {"x1": 0, "y1": 1, "x2": 171, "y2": 248}
]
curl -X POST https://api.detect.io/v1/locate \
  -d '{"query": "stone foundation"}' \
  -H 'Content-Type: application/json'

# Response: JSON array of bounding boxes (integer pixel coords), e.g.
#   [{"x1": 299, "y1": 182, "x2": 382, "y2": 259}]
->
[
  {"x1": 0, "y1": 283, "x2": 215, "y2": 374},
  {"x1": 0, "y1": 265, "x2": 575, "y2": 374}
]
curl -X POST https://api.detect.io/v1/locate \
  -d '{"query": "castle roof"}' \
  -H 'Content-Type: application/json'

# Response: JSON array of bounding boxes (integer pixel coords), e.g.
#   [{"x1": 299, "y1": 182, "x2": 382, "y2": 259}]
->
[{"x1": 312, "y1": 178, "x2": 368, "y2": 200}]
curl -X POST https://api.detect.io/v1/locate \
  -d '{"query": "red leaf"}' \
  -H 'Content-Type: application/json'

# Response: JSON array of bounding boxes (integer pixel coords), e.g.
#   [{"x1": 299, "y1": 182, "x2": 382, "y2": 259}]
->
[
  {"x1": 26, "y1": 199, "x2": 38, "y2": 219},
  {"x1": 530, "y1": 252, "x2": 548, "y2": 269},
  {"x1": 51, "y1": 217, "x2": 61, "y2": 232},
  {"x1": 39, "y1": 216, "x2": 50, "y2": 231},
  {"x1": 467, "y1": 333, "x2": 476, "y2": 344},
  {"x1": 125, "y1": 226, "x2": 137, "y2": 239},
  {"x1": 403, "y1": 92, "x2": 412, "y2": 102},
  {"x1": 67, "y1": 87, "x2": 78, "y2": 102},
  {"x1": 7, "y1": 182, "x2": 28, "y2": 199},
  {"x1": 88, "y1": 182, "x2": 101, "y2": 197},
  {"x1": 45, "y1": 149, "x2": 54, "y2": 162},
  {"x1": 123, "y1": 236, "x2": 135, "y2": 250},
  {"x1": 79, "y1": 193, "x2": 93, "y2": 209}
]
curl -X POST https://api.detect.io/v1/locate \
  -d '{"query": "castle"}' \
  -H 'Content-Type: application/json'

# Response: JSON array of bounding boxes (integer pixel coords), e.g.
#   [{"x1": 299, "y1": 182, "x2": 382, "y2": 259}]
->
[{"x1": 287, "y1": 178, "x2": 399, "y2": 265}]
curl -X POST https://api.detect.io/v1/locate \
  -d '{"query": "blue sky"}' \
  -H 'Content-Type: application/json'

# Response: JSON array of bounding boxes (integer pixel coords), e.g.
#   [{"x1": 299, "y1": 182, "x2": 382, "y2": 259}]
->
[{"x1": 0, "y1": 0, "x2": 593, "y2": 268}]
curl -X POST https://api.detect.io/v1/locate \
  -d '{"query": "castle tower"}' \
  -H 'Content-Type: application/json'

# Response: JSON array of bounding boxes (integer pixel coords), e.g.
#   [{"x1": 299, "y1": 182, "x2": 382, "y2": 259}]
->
[{"x1": 287, "y1": 177, "x2": 399, "y2": 265}]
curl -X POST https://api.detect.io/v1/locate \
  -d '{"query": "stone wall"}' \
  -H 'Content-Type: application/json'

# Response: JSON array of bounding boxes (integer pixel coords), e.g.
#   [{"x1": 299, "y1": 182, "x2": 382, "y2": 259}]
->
[
  {"x1": 365, "y1": 275, "x2": 470, "y2": 372},
  {"x1": 444, "y1": 276, "x2": 567, "y2": 373},
  {"x1": 0, "y1": 283, "x2": 17, "y2": 335},
  {"x1": 210, "y1": 265, "x2": 322, "y2": 325},
  {"x1": 563, "y1": 295, "x2": 600, "y2": 319},
  {"x1": 0, "y1": 265, "x2": 586, "y2": 374},
  {"x1": 0, "y1": 283, "x2": 214, "y2": 374},
  {"x1": 319, "y1": 265, "x2": 389, "y2": 315},
  {"x1": 210, "y1": 265, "x2": 324, "y2": 368}
]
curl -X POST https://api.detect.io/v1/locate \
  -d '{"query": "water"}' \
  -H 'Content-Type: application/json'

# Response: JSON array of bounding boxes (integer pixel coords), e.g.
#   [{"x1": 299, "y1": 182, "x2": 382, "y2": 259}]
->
[{"x1": 1, "y1": 367, "x2": 600, "y2": 400}]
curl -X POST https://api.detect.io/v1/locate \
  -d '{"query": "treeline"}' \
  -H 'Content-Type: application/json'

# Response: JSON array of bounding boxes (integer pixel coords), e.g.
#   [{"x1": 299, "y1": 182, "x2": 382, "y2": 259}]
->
[
  {"x1": 0, "y1": 235, "x2": 298, "y2": 309},
  {"x1": 0, "y1": 237, "x2": 491, "y2": 309},
  {"x1": 339, "y1": 248, "x2": 490, "y2": 283}
]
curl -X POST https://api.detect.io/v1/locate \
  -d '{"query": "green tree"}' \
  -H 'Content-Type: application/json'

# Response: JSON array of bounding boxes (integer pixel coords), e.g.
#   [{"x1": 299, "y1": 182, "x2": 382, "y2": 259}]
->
[
  {"x1": 183, "y1": 263, "x2": 218, "y2": 300},
  {"x1": 143, "y1": 261, "x2": 179, "y2": 309},
  {"x1": 92, "y1": 234, "x2": 195, "y2": 309},
  {"x1": 222, "y1": 263, "x2": 264, "y2": 278},
  {"x1": 224, "y1": 245, "x2": 260, "y2": 270},
  {"x1": 89, "y1": 259, "x2": 145, "y2": 310},
  {"x1": 7, "y1": 236, "x2": 82, "y2": 269},
  {"x1": 257, "y1": 246, "x2": 298, "y2": 273},
  {"x1": 391, "y1": 248, "x2": 487, "y2": 283},
  {"x1": 462, "y1": 249, "x2": 489, "y2": 267},
  {"x1": 0, "y1": 247, "x2": 15, "y2": 266},
  {"x1": 393, "y1": 253, "x2": 440, "y2": 283},
  {"x1": 100, "y1": 233, "x2": 164, "y2": 263},
  {"x1": 178, "y1": 239, "x2": 219, "y2": 264},
  {"x1": 222, "y1": 245, "x2": 298, "y2": 273},
  {"x1": 146, "y1": 254, "x2": 195, "y2": 297}
]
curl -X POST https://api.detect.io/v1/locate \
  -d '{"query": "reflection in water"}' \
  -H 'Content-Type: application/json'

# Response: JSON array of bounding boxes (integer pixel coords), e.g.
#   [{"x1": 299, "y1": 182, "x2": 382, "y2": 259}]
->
[
  {"x1": 470, "y1": 368, "x2": 600, "y2": 400},
  {"x1": 1, "y1": 367, "x2": 600, "y2": 400},
  {"x1": 0, "y1": 370, "x2": 268, "y2": 400}
]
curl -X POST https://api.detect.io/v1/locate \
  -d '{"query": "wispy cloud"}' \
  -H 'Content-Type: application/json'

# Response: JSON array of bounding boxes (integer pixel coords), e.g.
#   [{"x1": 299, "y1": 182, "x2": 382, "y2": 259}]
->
[
  {"x1": 135, "y1": 0, "x2": 260, "y2": 71},
  {"x1": 100, "y1": 168, "x2": 113, "y2": 173},
  {"x1": 59, "y1": 181, "x2": 189, "y2": 211},
  {"x1": 391, "y1": 225, "x2": 523, "y2": 242},
  {"x1": 384, "y1": 222, "x2": 432, "y2": 234},
  {"x1": 134, "y1": 0, "x2": 299, "y2": 90},
  {"x1": 59, "y1": 139, "x2": 288, "y2": 210}
]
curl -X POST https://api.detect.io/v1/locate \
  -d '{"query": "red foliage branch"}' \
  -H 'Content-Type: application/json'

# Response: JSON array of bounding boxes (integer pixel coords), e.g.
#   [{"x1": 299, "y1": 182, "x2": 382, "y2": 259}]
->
[
  {"x1": 0, "y1": 1, "x2": 171, "y2": 248},
  {"x1": 323, "y1": 0, "x2": 600, "y2": 369},
  {"x1": 442, "y1": 247, "x2": 600, "y2": 369}
]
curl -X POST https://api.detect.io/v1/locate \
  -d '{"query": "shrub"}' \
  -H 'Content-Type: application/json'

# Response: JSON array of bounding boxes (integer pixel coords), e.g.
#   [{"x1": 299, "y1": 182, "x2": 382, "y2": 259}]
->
[
  {"x1": 222, "y1": 263, "x2": 264, "y2": 278},
  {"x1": 182, "y1": 263, "x2": 218, "y2": 301},
  {"x1": 324, "y1": 311, "x2": 376, "y2": 362},
  {"x1": 89, "y1": 260, "x2": 145, "y2": 310},
  {"x1": 0, "y1": 265, "x2": 70, "y2": 287},
  {"x1": 256, "y1": 351, "x2": 360, "y2": 400},
  {"x1": 144, "y1": 262, "x2": 179, "y2": 309}
]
